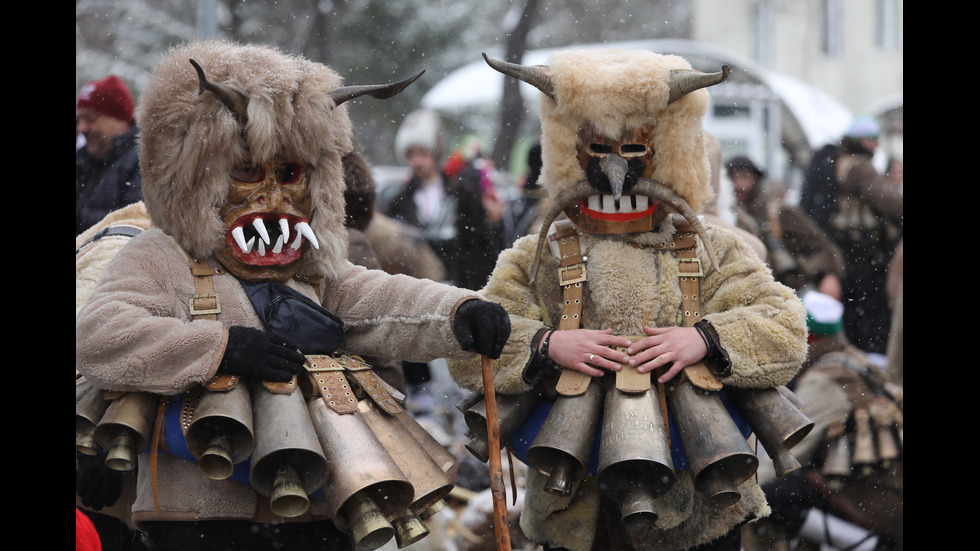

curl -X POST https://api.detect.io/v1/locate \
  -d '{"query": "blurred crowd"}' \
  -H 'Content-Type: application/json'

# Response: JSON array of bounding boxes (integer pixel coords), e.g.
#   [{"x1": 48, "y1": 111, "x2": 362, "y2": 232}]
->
[{"x1": 77, "y1": 69, "x2": 901, "y2": 551}]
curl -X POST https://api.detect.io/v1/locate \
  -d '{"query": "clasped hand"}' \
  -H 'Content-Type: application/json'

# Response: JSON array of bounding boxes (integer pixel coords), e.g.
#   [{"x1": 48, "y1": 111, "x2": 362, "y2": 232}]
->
[{"x1": 542, "y1": 326, "x2": 707, "y2": 384}]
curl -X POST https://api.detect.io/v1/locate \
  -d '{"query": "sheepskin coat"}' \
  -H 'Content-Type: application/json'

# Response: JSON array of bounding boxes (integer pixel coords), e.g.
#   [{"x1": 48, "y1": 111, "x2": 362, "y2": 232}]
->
[
  {"x1": 75, "y1": 228, "x2": 479, "y2": 526},
  {"x1": 448, "y1": 216, "x2": 807, "y2": 550}
]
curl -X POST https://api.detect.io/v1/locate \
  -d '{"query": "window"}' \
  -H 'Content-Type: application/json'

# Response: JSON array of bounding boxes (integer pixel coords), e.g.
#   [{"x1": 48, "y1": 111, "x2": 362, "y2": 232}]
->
[
  {"x1": 820, "y1": 0, "x2": 843, "y2": 58},
  {"x1": 875, "y1": 0, "x2": 901, "y2": 50}
]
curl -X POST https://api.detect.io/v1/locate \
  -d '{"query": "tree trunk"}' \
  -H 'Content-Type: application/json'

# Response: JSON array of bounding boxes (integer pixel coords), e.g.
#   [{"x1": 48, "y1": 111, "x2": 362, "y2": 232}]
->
[{"x1": 491, "y1": 0, "x2": 541, "y2": 170}]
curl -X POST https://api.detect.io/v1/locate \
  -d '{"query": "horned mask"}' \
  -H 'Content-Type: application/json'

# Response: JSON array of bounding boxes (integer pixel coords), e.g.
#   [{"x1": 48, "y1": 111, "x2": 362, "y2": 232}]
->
[
  {"x1": 138, "y1": 41, "x2": 421, "y2": 282},
  {"x1": 483, "y1": 49, "x2": 729, "y2": 281}
]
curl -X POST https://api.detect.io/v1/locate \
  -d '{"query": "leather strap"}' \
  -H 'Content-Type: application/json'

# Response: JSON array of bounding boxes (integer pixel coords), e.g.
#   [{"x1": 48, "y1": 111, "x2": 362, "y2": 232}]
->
[
  {"x1": 337, "y1": 355, "x2": 404, "y2": 415},
  {"x1": 550, "y1": 222, "x2": 592, "y2": 397},
  {"x1": 305, "y1": 355, "x2": 358, "y2": 414},
  {"x1": 188, "y1": 259, "x2": 239, "y2": 392},
  {"x1": 150, "y1": 395, "x2": 169, "y2": 515},
  {"x1": 673, "y1": 229, "x2": 723, "y2": 391}
]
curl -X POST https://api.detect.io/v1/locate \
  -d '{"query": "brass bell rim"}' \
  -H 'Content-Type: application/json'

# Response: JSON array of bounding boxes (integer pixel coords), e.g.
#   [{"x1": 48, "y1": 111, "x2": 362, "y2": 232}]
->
[
  {"x1": 596, "y1": 460, "x2": 677, "y2": 499},
  {"x1": 392, "y1": 511, "x2": 430, "y2": 548},
  {"x1": 249, "y1": 450, "x2": 329, "y2": 495},
  {"x1": 103, "y1": 431, "x2": 139, "y2": 472}
]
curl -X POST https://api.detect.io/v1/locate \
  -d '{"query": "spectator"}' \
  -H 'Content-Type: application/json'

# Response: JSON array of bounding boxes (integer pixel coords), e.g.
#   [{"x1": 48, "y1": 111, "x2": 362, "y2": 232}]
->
[
  {"x1": 76, "y1": 75, "x2": 143, "y2": 235},
  {"x1": 385, "y1": 109, "x2": 499, "y2": 291},
  {"x1": 499, "y1": 140, "x2": 547, "y2": 249},
  {"x1": 748, "y1": 291, "x2": 903, "y2": 551},
  {"x1": 726, "y1": 155, "x2": 844, "y2": 298},
  {"x1": 828, "y1": 116, "x2": 903, "y2": 355}
]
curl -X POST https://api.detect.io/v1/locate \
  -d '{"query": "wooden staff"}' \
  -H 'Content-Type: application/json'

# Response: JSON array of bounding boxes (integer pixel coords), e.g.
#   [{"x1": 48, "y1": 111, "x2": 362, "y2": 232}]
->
[{"x1": 481, "y1": 354, "x2": 512, "y2": 551}]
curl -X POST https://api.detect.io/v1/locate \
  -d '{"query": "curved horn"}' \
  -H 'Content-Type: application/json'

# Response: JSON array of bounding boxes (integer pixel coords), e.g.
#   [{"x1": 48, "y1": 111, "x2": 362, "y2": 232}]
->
[
  {"x1": 667, "y1": 65, "x2": 731, "y2": 105},
  {"x1": 528, "y1": 179, "x2": 597, "y2": 284},
  {"x1": 633, "y1": 178, "x2": 721, "y2": 272},
  {"x1": 528, "y1": 177, "x2": 721, "y2": 284},
  {"x1": 190, "y1": 59, "x2": 249, "y2": 124},
  {"x1": 482, "y1": 53, "x2": 555, "y2": 101},
  {"x1": 330, "y1": 70, "x2": 425, "y2": 107}
]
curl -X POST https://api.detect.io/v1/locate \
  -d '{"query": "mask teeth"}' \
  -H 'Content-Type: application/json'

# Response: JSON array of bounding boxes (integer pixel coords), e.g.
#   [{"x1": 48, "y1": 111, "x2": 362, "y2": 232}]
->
[
  {"x1": 587, "y1": 194, "x2": 650, "y2": 214},
  {"x1": 279, "y1": 218, "x2": 290, "y2": 244},
  {"x1": 231, "y1": 226, "x2": 255, "y2": 254},
  {"x1": 231, "y1": 215, "x2": 316, "y2": 255},
  {"x1": 252, "y1": 218, "x2": 271, "y2": 245},
  {"x1": 294, "y1": 221, "x2": 320, "y2": 250}
]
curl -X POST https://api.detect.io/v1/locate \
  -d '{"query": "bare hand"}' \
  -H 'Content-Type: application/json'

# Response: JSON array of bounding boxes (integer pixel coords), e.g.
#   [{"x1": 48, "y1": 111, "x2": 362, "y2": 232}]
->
[
  {"x1": 627, "y1": 326, "x2": 707, "y2": 383},
  {"x1": 542, "y1": 329, "x2": 633, "y2": 378}
]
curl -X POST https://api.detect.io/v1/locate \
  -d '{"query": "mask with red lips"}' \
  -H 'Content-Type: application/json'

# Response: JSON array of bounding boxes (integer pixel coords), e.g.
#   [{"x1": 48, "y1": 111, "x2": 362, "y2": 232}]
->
[
  {"x1": 565, "y1": 125, "x2": 668, "y2": 234},
  {"x1": 214, "y1": 159, "x2": 320, "y2": 282}
]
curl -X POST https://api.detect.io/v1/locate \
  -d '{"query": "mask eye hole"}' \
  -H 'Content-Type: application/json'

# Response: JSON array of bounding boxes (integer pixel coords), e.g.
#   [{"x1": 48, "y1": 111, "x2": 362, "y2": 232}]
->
[
  {"x1": 275, "y1": 162, "x2": 305, "y2": 184},
  {"x1": 588, "y1": 143, "x2": 614, "y2": 155},
  {"x1": 232, "y1": 165, "x2": 265, "y2": 183},
  {"x1": 620, "y1": 144, "x2": 647, "y2": 156}
]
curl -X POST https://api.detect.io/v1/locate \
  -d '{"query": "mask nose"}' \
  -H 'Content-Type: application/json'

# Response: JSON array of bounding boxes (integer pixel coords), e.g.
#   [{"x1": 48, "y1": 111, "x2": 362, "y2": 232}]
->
[{"x1": 599, "y1": 154, "x2": 628, "y2": 201}]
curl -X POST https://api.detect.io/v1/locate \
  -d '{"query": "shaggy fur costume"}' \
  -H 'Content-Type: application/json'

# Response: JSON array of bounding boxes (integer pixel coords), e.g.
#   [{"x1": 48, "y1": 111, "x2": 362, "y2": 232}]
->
[
  {"x1": 76, "y1": 41, "x2": 484, "y2": 532},
  {"x1": 139, "y1": 40, "x2": 350, "y2": 281},
  {"x1": 449, "y1": 49, "x2": 807, "y2": 551},
  {"x1": 539, "y1": 49, "x2": 713, "y2": 214}
]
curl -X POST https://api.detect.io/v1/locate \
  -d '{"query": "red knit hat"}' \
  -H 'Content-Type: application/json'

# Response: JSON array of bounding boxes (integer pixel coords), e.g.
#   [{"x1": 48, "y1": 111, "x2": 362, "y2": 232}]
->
[{"x1": 77, "y1": 75, "x2": 134, "y2": 124}]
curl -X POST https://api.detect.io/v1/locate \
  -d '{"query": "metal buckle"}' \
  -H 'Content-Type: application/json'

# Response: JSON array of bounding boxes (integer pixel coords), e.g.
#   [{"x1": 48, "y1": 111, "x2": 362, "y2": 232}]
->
[
  {"x1": 678, "y1": 258, "x2": 703, "y2": 277},
  {"x1": 305, "y1": 355, "x2": 344, "y2": 372},
  {"x1": 188, "y1": 293, "x2": 221, "y2": 316},
  {"x1": 558, "y1": 264, "x2": 587, "y2": 286}
]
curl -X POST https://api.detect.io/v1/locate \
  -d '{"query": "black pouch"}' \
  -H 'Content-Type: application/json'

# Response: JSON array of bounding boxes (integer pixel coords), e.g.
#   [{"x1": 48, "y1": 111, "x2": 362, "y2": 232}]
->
[{"x1": 241, "y1": 280, "x2": 344, "y2": 355}]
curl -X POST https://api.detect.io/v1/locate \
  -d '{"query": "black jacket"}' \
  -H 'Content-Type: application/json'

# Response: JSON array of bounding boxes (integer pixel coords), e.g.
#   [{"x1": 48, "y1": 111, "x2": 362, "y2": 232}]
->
[{"x1": 76, "y1": 125, "x2": 143, "y2": 235}]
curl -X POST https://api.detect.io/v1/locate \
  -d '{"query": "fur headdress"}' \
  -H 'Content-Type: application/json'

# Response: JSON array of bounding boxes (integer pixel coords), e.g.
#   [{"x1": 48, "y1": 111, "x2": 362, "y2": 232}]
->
[
  {"x1": 139, "y1": 41, "x2": 355, "y2": 280},
  {"x1": 538, "y1": 49, "x2": 714, "y2": 213},
  {"x1": 483, "y1": 48, "x2": 729, "y2": 281}
]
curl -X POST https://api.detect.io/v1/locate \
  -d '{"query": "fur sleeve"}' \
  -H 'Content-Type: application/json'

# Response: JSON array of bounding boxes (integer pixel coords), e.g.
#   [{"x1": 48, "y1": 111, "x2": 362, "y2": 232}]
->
[
  {"x1": 447, "y1": 235, "x2": 548, "y2": 394},
  {"x1": 700, "y1": 227, "x2": 808, "y2": 388},
  {"x1": 75, "y1": 230, "x2": 227, "y2": 394},
  {"x1": 322, "y1": 262, "x2": 482, "y2": 363}
]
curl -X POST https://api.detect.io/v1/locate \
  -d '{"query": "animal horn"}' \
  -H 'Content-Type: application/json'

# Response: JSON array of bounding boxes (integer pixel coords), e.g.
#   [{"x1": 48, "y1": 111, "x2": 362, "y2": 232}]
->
[
  {"x1": 330, "y1": 70, "x2": 425, "y2": 107},
  {"x1": 667, "y1": 65, "x2": 731, "y2": 105},
  {"x1": 94, "y1": 392, "x2": 160, "y2": 472},
  {"x1": 600, "y1": 155, "x2": 628, "y2": 201},
  {"x1": 184, "y1": 383, "x2": 255, "y2": 480},
  {"x1": 669, "y1": 378, "x2": 758, "y2": 507},
  {"x1": 190, "y1": 58, "x2": 249, "y2": 124},
  {"x1": 529, "y1": 177, "x2": 721, "y2": 285},
  {"x1": 482, "y1": 52, "x2": 555, "y2": 100},
  {"x1": 525, "y1": 380, "x2": 604, "y2": 496},
  {"x1": 249, "y1": 380, "x2": 329, "y2": 518}
]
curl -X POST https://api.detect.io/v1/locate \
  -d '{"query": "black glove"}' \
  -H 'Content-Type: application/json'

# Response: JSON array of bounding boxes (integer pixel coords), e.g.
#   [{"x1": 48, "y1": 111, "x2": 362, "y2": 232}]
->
[
  {"x1": 76, "y1": 451, "x2": 123, "y2": 511},
  {"x1": 219, "y1": 326, "x2": 307, "y2": 382},
  {"x1": 453, "y1": 299, "x2": 511, "y2": 359}
]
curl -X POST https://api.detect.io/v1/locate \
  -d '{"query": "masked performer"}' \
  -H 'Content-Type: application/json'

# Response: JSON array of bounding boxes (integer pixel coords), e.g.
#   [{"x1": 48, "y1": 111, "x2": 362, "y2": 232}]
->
[
  {"x1": 75, "y1": 41, "x2": 509, "y2": 551},
  {"x1": 448, "y1": 49, "x2": 807, "y2": 551}
]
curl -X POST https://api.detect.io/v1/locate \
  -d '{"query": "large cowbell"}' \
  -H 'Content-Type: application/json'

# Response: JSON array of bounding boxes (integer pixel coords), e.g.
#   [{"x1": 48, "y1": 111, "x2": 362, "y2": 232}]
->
[
  {"x1": 669, "y1": 378, "x2": 758, "y2": 508},
  {"x1": 523, "y1": 374, "x2": 677, "y2": 529},
  {"x1": 596, "y1": 384, "x2": 676, "y2": 528},
  {"x1": 75, "y1": 352, "x2": 461, "y2": 551},
  {"x1": 184, "y1": 381, "x2": 256, "y2": 481}
]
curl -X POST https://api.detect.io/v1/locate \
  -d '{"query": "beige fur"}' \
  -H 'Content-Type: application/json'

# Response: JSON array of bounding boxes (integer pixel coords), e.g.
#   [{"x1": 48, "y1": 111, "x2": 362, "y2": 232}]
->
[
  {"x1": 138, "y1": 41, "x2": 350, "y2": 280},
  {"x1": 539, "y1": 49, "x2": 713, "y2": 214},
  {"x1": 450, "y1": 47, "x2": 805, "y2": 551}
]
